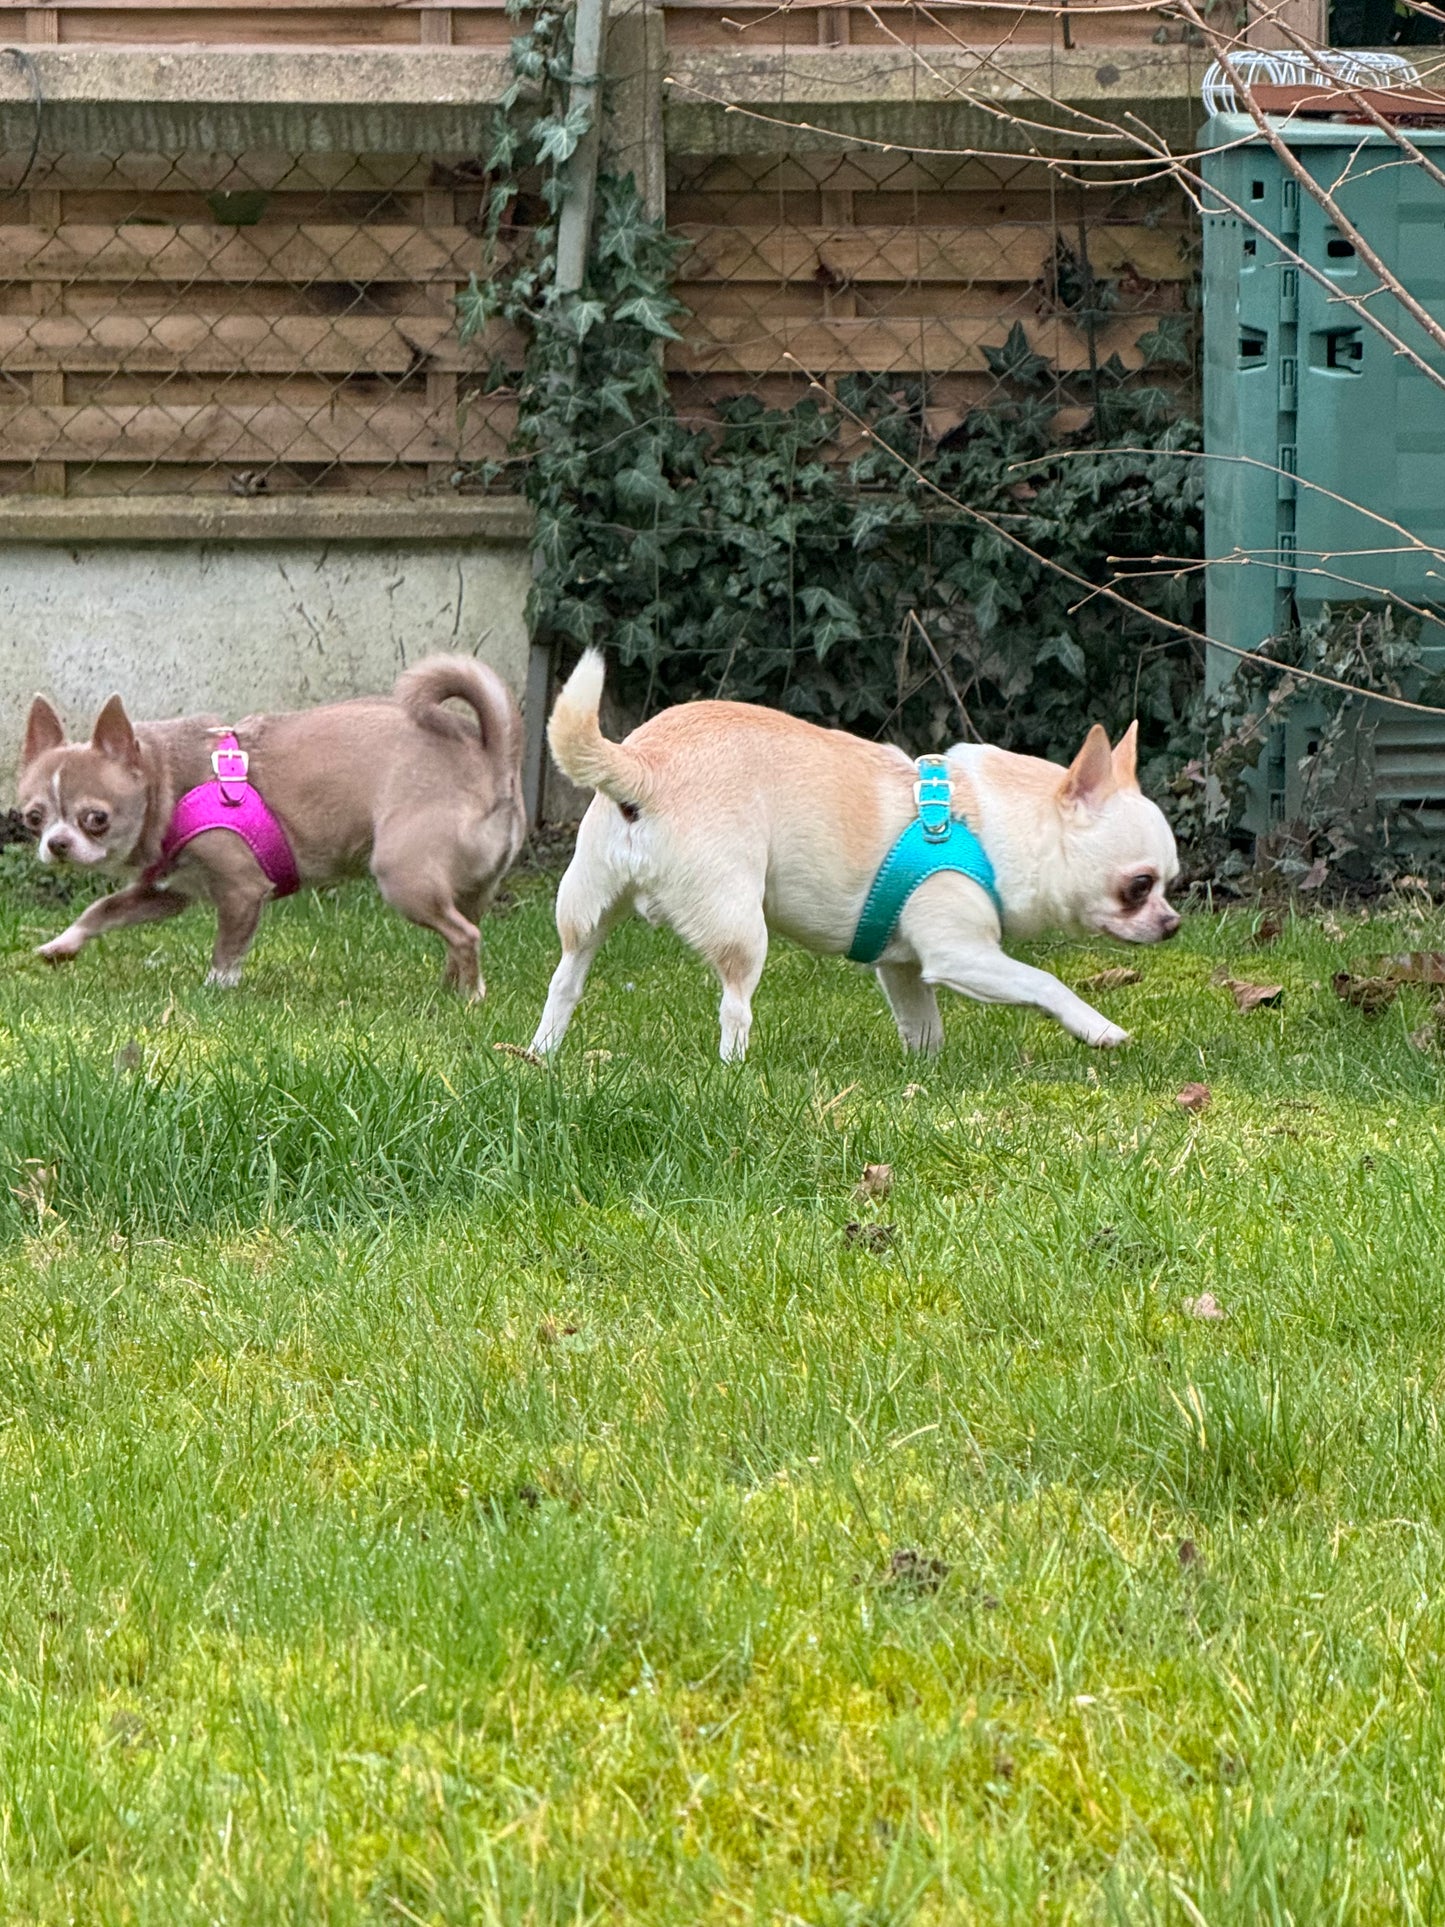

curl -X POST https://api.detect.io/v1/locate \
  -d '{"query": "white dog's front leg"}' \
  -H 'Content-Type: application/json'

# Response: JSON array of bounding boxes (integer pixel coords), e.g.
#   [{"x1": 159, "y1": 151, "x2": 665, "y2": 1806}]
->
[
  {"x1": 923, "y1": 944, "x2": 1128, "y2": 1048},
  {"x1": 875, "y1": 960, "x2": 944, "y2": 1054}
]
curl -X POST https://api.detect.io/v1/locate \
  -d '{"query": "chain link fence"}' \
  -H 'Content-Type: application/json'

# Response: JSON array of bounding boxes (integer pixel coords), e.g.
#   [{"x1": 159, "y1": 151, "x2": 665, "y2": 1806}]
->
[
  {"x1": 0, "y1": 146, "x2": 518, "y2": 500},
  {"x1": 666, "y1": 143, "x2": 1197, "y2": 436},
  {"x1": 0, "y1": 3, "x2": 1200, "y2": 503}
]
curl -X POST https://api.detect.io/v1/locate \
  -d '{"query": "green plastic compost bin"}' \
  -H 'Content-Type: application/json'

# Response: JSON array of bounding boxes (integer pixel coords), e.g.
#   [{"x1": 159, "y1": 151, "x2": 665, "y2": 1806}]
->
[{"x1": 1201, "y1": 112, "x2": 1445, "y2": 837}]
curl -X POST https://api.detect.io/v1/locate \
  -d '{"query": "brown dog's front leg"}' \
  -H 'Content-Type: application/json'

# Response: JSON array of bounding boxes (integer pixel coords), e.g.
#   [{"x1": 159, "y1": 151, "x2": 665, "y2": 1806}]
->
[
  {"x1": 205, "y1": 881, "x2": 271, "y2": 988},
  {"x1": 36, "y1": 880, "x2": 190, "y2": 964}
]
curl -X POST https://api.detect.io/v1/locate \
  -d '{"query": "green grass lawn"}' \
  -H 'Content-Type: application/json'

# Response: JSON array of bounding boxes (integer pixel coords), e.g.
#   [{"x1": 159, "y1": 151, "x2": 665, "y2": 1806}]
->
[{"x1": 1, "y1": 857, "x2": 1445, "y2": 1924}]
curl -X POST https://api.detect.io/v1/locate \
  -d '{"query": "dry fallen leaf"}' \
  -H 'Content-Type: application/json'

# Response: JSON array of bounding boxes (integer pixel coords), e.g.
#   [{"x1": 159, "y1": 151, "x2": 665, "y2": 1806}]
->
[
  {"x1": 1372, "y1": 951, "x2": 1445, "y2": 985},
  {"x1": 538, "y1": 1318, "x2": 580, "y2": 1345},
  {"x1": 1183, "y1": 1292, "x2": 1226, "y2": 1321},
  {"x1": 845, "y1": 1221, "x2": 896, "y2": 1255},
  {"x1": 1081, "y1": 966, "x2": 1143, "y2": 991},
  {"x1": 883, "y1": 1548, "x2": 950, "y2": 1594},
  {"x1": 856, "y1": 1162, "x2": 894, "y2": 1202},
  {"x1": 1408, "y1": 1003, "x2": 1445, "y2": 1051},
  {"x1": 1332, "y1": 972, "x2": 1397, "y2": 1015},
  {"x1": 1251, "y1": 913, "x2": 1284, "y2": 947},
  {"x1": 10, "y1": 1160, "x2": 57, "y2": 1225},
  {"x1": 1223, "y1": 979, "x2": 1284, "y2": 1013},
  {"x1": 1178, "y1": 1538, "x2": 1200, "y2": 1568},
  {"x1": 1176, "y1": 1082, "x2": 1212, "y2": 1113},
  {"x1": 901, "y1": 1083, "x2": 926, "y2": 1101},
  {"x1": 113, "y1": 1039, "x2": 143, "y2": 1075}
]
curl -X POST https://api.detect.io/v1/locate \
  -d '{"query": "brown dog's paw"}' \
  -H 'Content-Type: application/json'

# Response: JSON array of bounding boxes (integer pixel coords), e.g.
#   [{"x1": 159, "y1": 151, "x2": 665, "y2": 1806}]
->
[{"x1": 36, "y1": 932, "x2": 83, "y2": 965}]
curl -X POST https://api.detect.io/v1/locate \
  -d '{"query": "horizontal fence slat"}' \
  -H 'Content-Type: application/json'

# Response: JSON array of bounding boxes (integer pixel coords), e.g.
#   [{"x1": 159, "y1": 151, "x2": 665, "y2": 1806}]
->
[
  {"x1": 17, "y1": 0, "x2": 505, "y2": 8},
  {"x1": 667, "y1": 314, "x2": 1161, "y2": 374},
  {"x1": 0, "y1": 313, "x2": 518, "y2": 373},
  {"x1": 674, "y1": 222, "x2": 1191, "y2": 284},
  {"x1": 0, "y1": 401, "x2": 494, "y2": 464},
  {"x1": 0, "y1": 223, "x2": 490, "y2": 284}
]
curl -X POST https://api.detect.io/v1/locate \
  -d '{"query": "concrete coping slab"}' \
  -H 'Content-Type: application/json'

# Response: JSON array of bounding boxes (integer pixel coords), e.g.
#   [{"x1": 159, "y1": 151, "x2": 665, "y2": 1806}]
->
[
  {"x1": 0, "y1": 494, "x2": 534, "y2": 544},
  {"x1": 0, "y1": 47, "x2": 515, "y2": 153}
]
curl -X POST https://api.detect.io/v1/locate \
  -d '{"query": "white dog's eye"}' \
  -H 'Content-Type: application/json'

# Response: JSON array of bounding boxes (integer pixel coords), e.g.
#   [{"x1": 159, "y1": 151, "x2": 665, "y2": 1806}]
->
[{"x1": 1121, "y1": 872, "x2": 1155, "y2": 909}]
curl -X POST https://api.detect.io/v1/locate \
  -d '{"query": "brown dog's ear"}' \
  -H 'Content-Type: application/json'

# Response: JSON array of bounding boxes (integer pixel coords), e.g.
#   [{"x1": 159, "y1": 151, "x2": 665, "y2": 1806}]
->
[
  {"x1": 91, "y1": 694, "x2": 141, "y2": 769},
  {"x1": 1112, "y1": 719, "x2": 1139, "y2": 790},
  {"x1": 22, "y1": 695, "x2": 66, "y2": 766},
  {"x1": 1059, "y1": 723, "x2": 1117, "y2": 814}
]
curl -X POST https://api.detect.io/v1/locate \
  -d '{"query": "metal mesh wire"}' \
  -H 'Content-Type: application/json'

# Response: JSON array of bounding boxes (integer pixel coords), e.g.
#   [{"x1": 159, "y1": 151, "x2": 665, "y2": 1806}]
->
[
  {"x1": 666, "y1": 141, "x2": 1197, "y2": 435},
  {"x1": 0, "y1": 1, "x2": 1199, "y2": 501},
  {"x1": 660, "y1": 0, "x2": 1199, "y2": 432},
  {"x1": 0, "y1": 147, "x2": 516, "y2": 499}
]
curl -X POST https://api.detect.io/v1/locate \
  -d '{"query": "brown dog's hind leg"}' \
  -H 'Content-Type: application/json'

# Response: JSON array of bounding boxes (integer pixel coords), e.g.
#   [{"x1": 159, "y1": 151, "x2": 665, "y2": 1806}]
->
[{"x1": 374, "y1": 862, "x2": 483, "y2": 999}]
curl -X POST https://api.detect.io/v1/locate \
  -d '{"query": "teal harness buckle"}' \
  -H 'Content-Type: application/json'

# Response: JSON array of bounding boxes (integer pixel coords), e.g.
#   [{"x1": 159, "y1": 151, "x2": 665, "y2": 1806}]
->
[{"x1": 847, "y1": 754, "x2": 1002, "y2": 965}]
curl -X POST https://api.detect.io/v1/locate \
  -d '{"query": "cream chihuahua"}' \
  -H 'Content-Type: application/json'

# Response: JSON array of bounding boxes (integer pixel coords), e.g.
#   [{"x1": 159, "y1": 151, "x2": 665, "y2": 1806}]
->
[
  {"x1": 18, "y1": 657, "x2": 525, "y2": 996},
  {"x1": 532, "y1": 650, "x2": 1180, "y2": 1059}
]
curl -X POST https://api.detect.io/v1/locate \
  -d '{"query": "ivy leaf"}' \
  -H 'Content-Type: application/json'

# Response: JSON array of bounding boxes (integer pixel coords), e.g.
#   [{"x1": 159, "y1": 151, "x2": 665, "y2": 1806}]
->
[
  {"x1": 534, "y1": 103, "x2": 592, "y2": 168},
  {"x1": 982, "y1": 322, "x2": 1054, "y2": 390},
  {"x1": 1040, "y1": 633, "x2": 1088, "y2": 680},
  {"x1": 970, "y1": 574, "x2": 1008, "y2": 634},
  {"x1": 1133, "y1": 315, "x2": 1194, "y2": 369},
  {"x1": 614, "y1": 463, "x2": 674, "y2": 512},
  {"x1": 799, "y1": 586, "x2": 862, "y2": 657},
  {"x1": 564, "y1": 298, "x2": 608, "y2": 342},
  {"x1": 455, "y1": 275, "x2": 497, "y2": 344},
  {"x1": 614, "y1": 294, "x2": 684, "y2": 340}
]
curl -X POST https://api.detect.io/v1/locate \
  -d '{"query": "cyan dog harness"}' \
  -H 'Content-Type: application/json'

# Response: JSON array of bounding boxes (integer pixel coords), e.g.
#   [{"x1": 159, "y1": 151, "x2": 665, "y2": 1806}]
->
[{"x1": 847, "y1": 755, "x2": 1002, "y2": 965}]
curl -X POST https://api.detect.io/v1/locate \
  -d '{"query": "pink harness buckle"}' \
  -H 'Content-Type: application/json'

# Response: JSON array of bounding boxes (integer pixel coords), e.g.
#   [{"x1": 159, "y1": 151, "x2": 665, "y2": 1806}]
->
[{"x1": 149, "y1": 730, "x2": 301, "y2": 896}]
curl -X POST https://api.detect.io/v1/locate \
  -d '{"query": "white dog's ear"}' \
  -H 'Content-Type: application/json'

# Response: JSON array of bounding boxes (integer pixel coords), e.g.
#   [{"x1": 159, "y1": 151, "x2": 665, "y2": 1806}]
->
[
  {"x1": 91, "y1": 694, "x2": 141, "y2": 769},
  {"x1": 1059, "y1": 723, "x2": 1117, "y2": 814},
  {"x1": 22, "y1": 695, "x2": 65, "y2": 766},
  {"x1": 1112, "y1": 720, "x2": 1139, "y2": 790}
]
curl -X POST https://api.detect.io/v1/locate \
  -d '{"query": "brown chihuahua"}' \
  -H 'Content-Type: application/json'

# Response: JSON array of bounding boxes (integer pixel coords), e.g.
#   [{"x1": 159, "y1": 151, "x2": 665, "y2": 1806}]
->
[{"x1": 17, "y1": 656, "x2": 525, "y2": 997}]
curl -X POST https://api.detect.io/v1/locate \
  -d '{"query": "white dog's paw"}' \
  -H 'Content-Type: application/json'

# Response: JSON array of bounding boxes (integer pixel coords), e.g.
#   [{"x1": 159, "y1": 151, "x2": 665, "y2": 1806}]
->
[
  {"x1": 1089, "y1": 1021, "x2": 1131, "y2": 1049},
  {"x1": 204, "y1": 964, "x2": 243, "y2": 989},
  {"x1": 36, "y1": 929, "x2": 85, "y2": 964}
]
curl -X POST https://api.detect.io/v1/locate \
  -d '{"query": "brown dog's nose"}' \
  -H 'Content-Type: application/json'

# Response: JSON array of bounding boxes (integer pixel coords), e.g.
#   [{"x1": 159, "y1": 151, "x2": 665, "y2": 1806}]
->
[{"x1": 47, "y1": 831, "x2": 72, "y2": 859}]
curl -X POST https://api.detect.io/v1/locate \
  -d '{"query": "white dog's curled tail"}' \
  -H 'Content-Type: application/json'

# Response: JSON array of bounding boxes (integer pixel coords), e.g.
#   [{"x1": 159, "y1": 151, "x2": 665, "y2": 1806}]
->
[
  {"x1": 395, "y1": 654, "x2": 523, "y2": 773},
  {"x1": 547, "y1": 649, "x2": 651, "y2": 805}
]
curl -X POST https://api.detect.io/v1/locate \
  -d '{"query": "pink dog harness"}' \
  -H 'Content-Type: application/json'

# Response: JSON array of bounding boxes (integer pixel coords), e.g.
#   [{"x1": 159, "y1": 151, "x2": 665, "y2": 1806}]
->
[{"x1": 148, "y1": 732, "x2": 301, "y2": 896}]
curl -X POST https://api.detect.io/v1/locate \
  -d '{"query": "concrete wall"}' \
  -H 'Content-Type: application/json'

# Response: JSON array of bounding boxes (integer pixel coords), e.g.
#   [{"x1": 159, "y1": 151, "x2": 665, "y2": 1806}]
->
[{"x1": 0, "y1": 508, "x2": 533, "y2": 792}]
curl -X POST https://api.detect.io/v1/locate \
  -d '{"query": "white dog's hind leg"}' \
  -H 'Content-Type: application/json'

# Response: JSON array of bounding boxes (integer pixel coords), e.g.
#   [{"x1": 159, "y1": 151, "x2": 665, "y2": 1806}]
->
[
  {"x1": 875, "y1": 960, "x2": 944, "y2": 1054},
  {"x1": 921, "y1": 942, "x2": 1128, "y2": 1049},
  {"x1": 683, "y1": 905, "x2": 767, "y2": 1062},
  {"x1": 530, "y1": 837, "x2": 631, "y2": 1053},
  {"x1": 710, "y1": 921, "x2": 768, "y2": 1061}
]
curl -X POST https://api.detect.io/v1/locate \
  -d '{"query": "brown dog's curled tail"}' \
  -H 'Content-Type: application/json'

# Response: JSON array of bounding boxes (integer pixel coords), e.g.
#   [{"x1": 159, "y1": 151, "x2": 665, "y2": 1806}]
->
[
  {"x1": 547, "y1": 650, "x2": 651, "y2": 806},
  {"x1": 394, "y1": 655, "x2": 523, "y2": 773}
]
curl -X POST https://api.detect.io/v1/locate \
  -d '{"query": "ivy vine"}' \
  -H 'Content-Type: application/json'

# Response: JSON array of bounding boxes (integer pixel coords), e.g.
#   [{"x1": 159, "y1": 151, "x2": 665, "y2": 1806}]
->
[{"x1": 456, "y1": 0, "x2": 1440, "y2": 886}]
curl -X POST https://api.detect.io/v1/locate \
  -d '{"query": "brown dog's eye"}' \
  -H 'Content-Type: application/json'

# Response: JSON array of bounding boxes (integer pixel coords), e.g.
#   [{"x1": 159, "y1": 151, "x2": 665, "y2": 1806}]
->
[
  {"x1": 80, "y1": 808, "x2": 110, "y2": 836},
  {"x1": 24, "y1": 806, "x2": 43, "y2": 832},
  {"x1": 1121, "y1": 872, "x2": 1155, "y2": 910}
]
